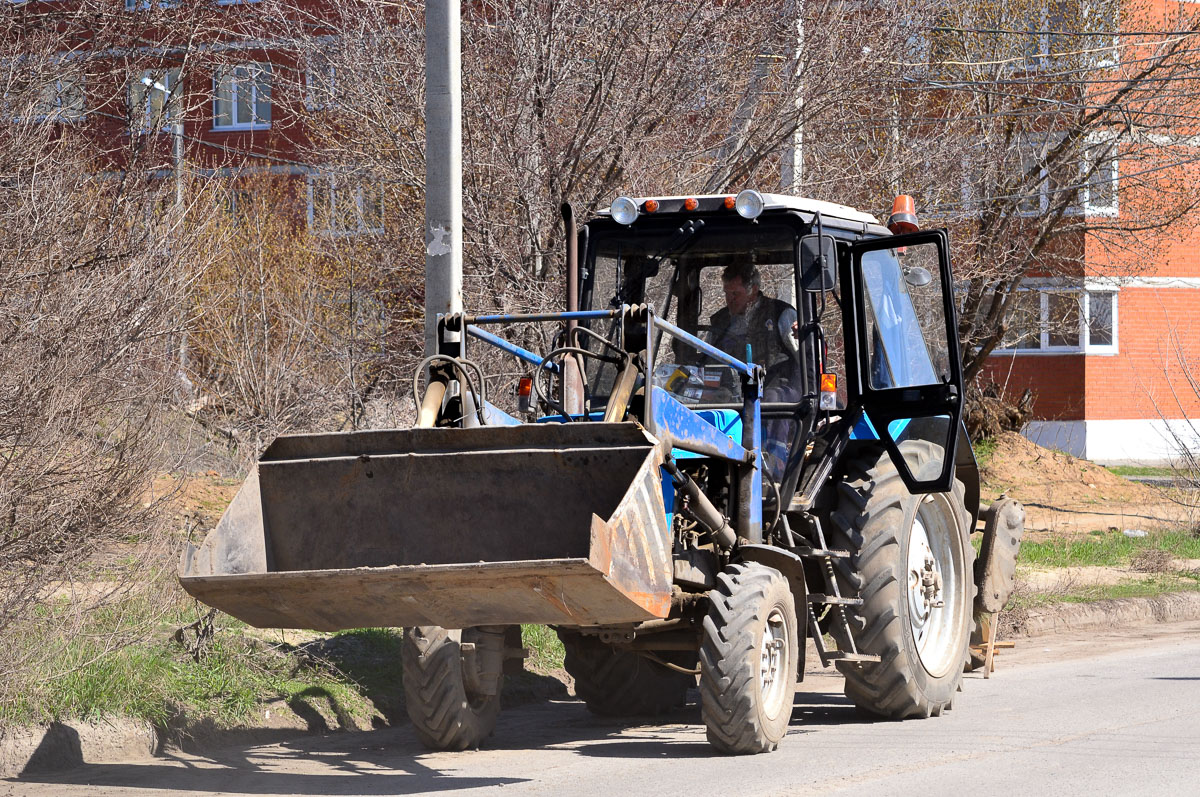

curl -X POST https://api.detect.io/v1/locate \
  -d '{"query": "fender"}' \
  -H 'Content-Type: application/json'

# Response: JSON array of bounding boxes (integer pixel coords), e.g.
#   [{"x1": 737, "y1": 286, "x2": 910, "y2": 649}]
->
[{"x1": 737, "y1": 543, "x2": 807, "y2": 682}]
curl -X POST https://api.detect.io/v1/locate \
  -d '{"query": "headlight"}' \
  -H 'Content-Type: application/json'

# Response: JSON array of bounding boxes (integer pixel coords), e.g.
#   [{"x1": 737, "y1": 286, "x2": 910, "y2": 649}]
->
[
  {"x1": 734, "y1": 189, "x2": 765, "y2": 220},
  {"x1": 611, "y1": 196, "x2": 639, "y2": 225}
]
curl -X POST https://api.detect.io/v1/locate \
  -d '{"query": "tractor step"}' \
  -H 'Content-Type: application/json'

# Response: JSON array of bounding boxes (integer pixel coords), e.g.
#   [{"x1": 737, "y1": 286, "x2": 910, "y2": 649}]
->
[
  {"x1": 823, "y1": 651, "x2": 881, "y2": 663},
  {"x1": 792, "y1": 546, "x2": 850, "y2": 559},
  {"x1": 808, "y1": 594, "x2": 863, "y2": 606}
]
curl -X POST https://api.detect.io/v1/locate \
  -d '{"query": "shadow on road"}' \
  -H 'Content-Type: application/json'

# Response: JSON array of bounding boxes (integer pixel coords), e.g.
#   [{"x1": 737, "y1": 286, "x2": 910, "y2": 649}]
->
[
  {"x1": 11, "y1": 686, "x2": 867, "y2": 793},
  {"x1": 788, "y1": 687, "x2": 871, "y2": 729},
  {"x1": 13, "y1": 726, "x2": 528, "y2": 795}
]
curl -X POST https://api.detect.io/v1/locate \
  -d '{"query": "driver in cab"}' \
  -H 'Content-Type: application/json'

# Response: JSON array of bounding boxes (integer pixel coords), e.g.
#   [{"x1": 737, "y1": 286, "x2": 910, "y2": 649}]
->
[
  {"x1": 708, "y1": 261, "x2": 800, "y2": 479},
  {"x1": 709, "y1": 261, "x2": 800, "y2": 389}
]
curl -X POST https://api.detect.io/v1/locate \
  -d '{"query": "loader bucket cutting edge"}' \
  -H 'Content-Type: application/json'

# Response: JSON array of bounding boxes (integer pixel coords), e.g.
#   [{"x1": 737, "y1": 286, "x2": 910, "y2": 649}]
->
[{"x1": 178, "y1": 423, "x2": 673, "y2": 630}]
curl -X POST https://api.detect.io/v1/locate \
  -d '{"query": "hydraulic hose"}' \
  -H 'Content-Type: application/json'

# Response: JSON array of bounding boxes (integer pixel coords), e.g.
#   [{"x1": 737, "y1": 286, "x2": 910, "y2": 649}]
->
[
  {"x1": 663, "y1": 458, "x2": 737, "y2": 552},
  {"x1": 411, "y1": 354, "x2": 488, "y2": 427}
]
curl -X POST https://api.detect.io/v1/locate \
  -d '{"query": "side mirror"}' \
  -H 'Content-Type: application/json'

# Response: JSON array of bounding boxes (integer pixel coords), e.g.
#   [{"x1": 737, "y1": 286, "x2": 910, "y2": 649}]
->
[
  {"x1": 904, "y1": 265, "x2": 933, "y2": 287},
  {"x1": 800, "y1": 234, "x2": 837, "y2": 292}
]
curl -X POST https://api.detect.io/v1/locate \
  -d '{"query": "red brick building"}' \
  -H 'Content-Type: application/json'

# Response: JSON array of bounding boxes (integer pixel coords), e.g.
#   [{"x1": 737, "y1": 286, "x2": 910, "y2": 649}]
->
[
  {"x1": 965, "y1": 0, "x2": 1200, "y2": 464},
  {"x1": 13, "y1": 0, "x2": 382, "y2": 235}
]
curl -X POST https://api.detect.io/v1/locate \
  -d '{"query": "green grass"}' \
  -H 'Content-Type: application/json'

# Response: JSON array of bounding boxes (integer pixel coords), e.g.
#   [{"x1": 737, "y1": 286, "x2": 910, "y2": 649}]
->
[
  {"x1": 973, "y1": 437, "x2": 999, "y2": 469},
  {"x1": 1017, "y1": 528, "x2": 1200, "y2": 569},
  {"x1": 1, "y1": 586, "x2": 573, "y2": 732},
  {"x1": 522, "y1": 624, "x2": 565, "y2": 671},
  {"x1": 1105, "y1": 465, "x2": 1179, "y2": 478},
  {"x1": 1013, "y1": 574, "x2": 1200, "y2": 609},
  {"x1": 0, "y1": 593, "x2": 407, "y2": 730}
]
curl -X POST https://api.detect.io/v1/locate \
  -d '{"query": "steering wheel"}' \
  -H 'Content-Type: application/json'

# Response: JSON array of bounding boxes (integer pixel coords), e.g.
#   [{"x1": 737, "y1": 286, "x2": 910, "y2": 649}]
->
[{"x1": 532, "y1": 345, "x2": 625, "y2": 420}]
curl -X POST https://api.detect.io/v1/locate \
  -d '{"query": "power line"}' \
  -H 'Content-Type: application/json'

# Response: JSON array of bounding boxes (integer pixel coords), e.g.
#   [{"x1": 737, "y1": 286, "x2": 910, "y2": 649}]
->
[{"x1": 931, "y1": 26, "x2": 1200, "y2": 38}]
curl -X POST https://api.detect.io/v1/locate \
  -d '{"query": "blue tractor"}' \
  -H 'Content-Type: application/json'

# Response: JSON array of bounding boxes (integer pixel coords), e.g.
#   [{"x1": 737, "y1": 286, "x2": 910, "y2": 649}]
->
[{"x1": 180, "y1": 190, "x2": 1024, "y2": 754}]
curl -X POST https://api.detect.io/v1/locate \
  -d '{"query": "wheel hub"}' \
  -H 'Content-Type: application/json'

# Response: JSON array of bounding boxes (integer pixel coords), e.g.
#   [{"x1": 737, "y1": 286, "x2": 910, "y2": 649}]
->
[
  {"x1": 759, "y1": 609, "x2": 790, "y2": 719},
  {"x1": 906, "y1": 503, "x2": 962, "y2": 677}
]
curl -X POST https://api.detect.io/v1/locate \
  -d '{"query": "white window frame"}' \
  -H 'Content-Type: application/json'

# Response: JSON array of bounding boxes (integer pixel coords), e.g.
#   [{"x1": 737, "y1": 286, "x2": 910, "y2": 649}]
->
[
  {"x1": 1016, "y1": 2, "x2": 1119, "y2": 72},
  {"x1": 1085, "y1": 0, "x2": 1120, "y2": 70},
  {"x1": 307, "y1": 173, "x2": 384, "y2": 236},
  {"x1": 1081, "y1": 288, "x2": 1118, "y2": 354},
  {"x1": 212, "y1": 63, "x2": 271, "y2": 131},
  {"x1": 33, "y1": 74, "x2": 85, "y2": 123},
  {"x1": 1081, "y1": 136, "x2": 1119, "y2": 217},
  {"x1": 305, "y1": 42, "x2": 338, "y2": 111},
  {"x1": 124, "y1": 0, "x2": 179, "y2": 10},
  {"x1": 1016, "y1": 133, "x2": 1119, "y2": 218},
  {"x1": 129, "y1": 68, "x2": 181, "y2": 134},
  {"x1": 993, "y1": 281, "x2": 1119, "y2": 354}
]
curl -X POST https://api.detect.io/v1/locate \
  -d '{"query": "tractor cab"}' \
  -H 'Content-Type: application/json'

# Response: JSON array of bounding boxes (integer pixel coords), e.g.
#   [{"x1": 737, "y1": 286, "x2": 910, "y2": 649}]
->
[{"x1": 576, "y1": 190, "x2": 966, "y2": 502}]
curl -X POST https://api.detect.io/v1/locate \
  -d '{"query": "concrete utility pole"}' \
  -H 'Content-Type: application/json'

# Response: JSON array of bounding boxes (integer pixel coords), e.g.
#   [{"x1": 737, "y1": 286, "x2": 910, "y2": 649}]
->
[
  {"x1": 780, "y1": 5, "x2": 803, "y2": 196},
  {"x1": 424, "y1": 1, "x2": 463, "y2": 357},
  {"x1": 143, "y1": 75, "x2": 193, "y2": 401}
]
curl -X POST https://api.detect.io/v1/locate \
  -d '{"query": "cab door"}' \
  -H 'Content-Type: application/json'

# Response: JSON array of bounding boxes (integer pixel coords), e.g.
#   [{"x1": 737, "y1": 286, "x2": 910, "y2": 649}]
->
[{"x1": 844, "y1": 229, "x2": 963, "y2": 493}]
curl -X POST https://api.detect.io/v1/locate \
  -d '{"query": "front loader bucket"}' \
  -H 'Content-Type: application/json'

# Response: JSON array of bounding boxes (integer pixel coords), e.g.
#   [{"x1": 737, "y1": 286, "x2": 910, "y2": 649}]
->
[{"x1": 179, "y1": 423, "x2": 672, "y2": 631}]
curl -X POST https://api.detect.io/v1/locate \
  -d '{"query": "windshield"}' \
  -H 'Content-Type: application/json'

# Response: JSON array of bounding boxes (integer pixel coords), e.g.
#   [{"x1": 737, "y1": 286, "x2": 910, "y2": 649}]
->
[{"x1": 583, "y1": 225, "x2": 800, "y2": 407}]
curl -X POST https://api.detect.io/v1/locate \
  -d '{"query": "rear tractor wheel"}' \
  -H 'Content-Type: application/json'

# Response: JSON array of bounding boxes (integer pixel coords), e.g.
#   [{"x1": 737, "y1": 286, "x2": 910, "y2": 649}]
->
[
  {"x1": 558, "y1": 631, "x2": 695, "y2": 717},
  {"x1": 699, "y1": 562, "x2": 799, "y2": 754},
  {"x1": 402, "y1": 625, "x2": 504, "y2": 751},
  {"x1": 830, "y1": 442, "x2": 974, "y2": 719}
]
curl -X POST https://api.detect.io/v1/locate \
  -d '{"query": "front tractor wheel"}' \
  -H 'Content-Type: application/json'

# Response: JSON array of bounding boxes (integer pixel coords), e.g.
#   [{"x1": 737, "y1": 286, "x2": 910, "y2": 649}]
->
[
  {"x1": 830, "y1": 442, "x2": 974, "y2": 719},
  {"x1": 700, "y1": 562, "x2": 799, "y2": 754},
  {"x1": 402, "y1": 626, "x2": 503, "y2": 751}
]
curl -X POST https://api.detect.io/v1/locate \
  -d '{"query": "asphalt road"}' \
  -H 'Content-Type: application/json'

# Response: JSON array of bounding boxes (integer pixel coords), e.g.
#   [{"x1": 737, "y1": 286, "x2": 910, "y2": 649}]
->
[{"x1": 6, "y1": 621, "x2": 1200, "y2": 797}]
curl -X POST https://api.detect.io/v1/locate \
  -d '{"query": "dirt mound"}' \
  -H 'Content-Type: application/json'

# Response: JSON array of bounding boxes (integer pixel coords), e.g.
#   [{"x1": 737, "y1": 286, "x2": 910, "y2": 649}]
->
[
  {"x1": 151, "y1": 472, "x2": 241, "y2": 532},
  {"x1": 982, "y1": 432, "x2": 1159, "y2": 506},
  {"x1": 979, "y1": 432, "x2": 1194, "y2": 535}
]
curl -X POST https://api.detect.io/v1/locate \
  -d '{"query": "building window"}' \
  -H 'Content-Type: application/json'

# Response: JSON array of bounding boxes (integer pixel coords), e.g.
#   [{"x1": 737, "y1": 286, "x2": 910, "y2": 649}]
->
[
  {"x1": 129, "y1": 68, "x2": 181, "y2": 133},
  {"x1": 305, "y1": 46, "x2": 337, "y2": 111},
  {"x1": 996, "y1": 285, "x2": 1118, "y2": 353},
  {"x1": 1083, "y1": 152, "x2": 1118, "y2": 216},
  {"x1": 1084, "y1": 290, "x2": 1117, "y2": 352},
  {"x1": 124, "y1": 0, "x2": 179, "y2": 9},
  {"x1": 223, "y1": 188, "x2": 253, "y2": 220},
  {"x1": 33, "y1": 75, "x2": 85, "y2": 122},
  {"x1": 1016, "y1": 135, "x2": 1119, "y2": 218},
  {"x1": 213, "y1": 64, "x2": 270, "y2": 130},
  {"x1": 308, "y1": 175, "x2": 384, "y2": 235},
  {"x1": 1016, "y1": 1, "x2": 1118, "y2": 72}
]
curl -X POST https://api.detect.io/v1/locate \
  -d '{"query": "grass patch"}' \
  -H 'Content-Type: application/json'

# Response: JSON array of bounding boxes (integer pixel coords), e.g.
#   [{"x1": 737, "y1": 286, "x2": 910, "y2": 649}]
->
[
  {"x1": 1012, "y1": 575, "x2": 1200, "y2": 609},
  {"x1": 3, "y1": 587, "x2": 573, "y2": 732},
  {"x1": 973, "y1": 437, "x2": 999, "y2": 469},
  {"x1": 0, "y1": 594, "x2": 406, "y2": 731},
  {"x1": 521, "y1": 624, "x2": 565, "y2": 672},
  {"x1": 1105, "y1": 465, "x2": 1178, "y2": 478},
  {"x1": 1018, "y1": 528, "x2": 1200, "y2": 569}
]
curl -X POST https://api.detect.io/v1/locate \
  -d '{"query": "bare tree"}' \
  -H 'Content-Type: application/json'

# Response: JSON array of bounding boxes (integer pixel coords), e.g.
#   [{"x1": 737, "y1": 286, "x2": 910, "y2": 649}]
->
[
  {"x1": 284, "y1": 0, "x2": 923, "y2": 319},
  {"x1": 0, "y1": 0, "x2": 262, "y2": 704},
  {"x1": 185, "y1": 174, "x2": 411, "y2": 450}
]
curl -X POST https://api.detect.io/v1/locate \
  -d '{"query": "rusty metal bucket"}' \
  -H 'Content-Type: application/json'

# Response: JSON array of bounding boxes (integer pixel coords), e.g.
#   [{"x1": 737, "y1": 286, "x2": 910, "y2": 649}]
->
[{"x1": 178, "y1": 423, "x2": 672, "y2": 631}]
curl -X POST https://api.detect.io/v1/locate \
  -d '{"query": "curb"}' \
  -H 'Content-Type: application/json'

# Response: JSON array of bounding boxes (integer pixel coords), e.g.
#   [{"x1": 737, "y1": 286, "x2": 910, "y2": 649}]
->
[
  {"x1": 0, "y1": 718, "x2": 158, "y2": 779},
  {"x1": 1009, "y1": 591, "x2": 1200, "y2": 638}
]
